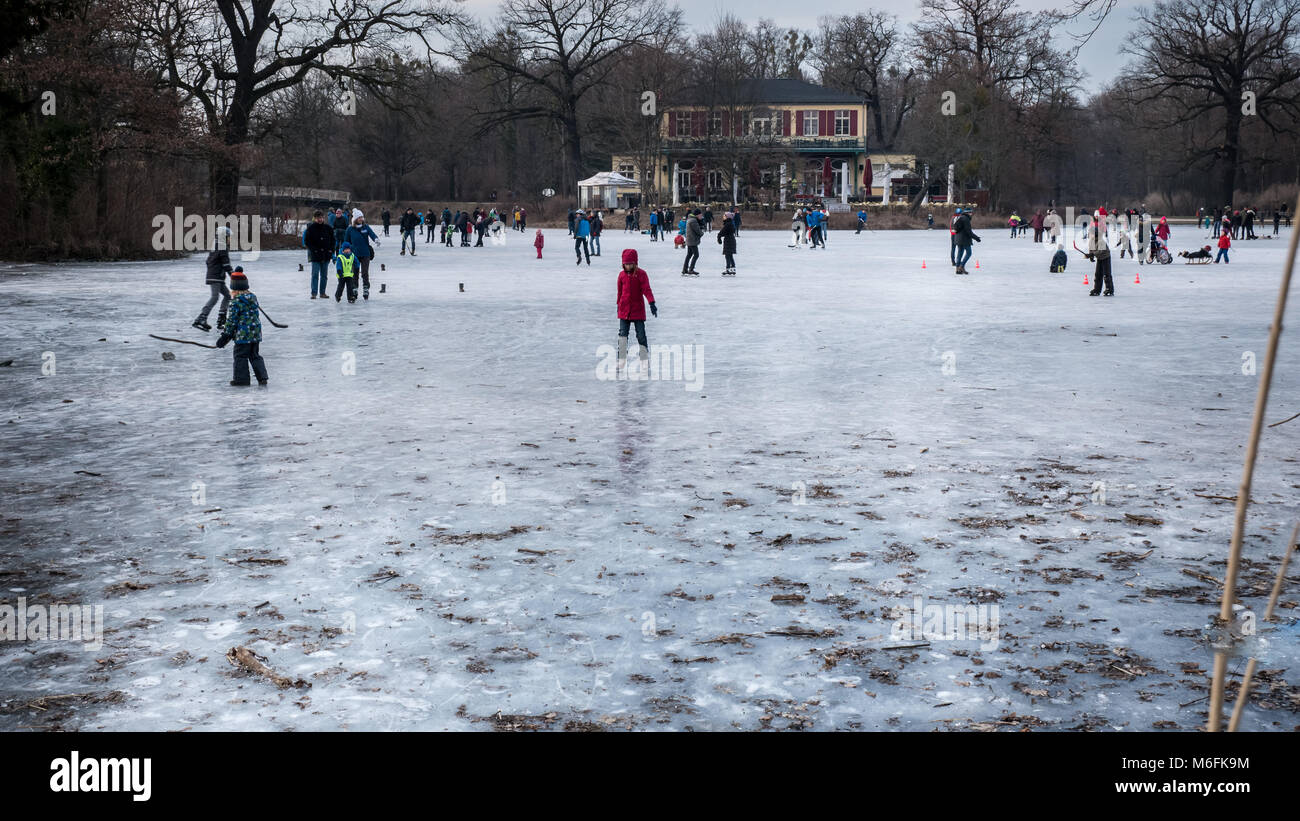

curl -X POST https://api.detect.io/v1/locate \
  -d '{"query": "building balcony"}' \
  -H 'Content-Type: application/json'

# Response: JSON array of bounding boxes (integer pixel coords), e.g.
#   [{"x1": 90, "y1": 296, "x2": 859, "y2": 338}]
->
[{"x1": 659, "y1": 136, "x2": 865, "y2": 153}]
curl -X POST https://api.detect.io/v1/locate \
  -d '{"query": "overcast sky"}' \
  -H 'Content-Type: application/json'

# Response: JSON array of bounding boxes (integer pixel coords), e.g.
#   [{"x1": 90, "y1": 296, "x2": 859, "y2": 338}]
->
[{"x1": 453, "y1": 0, "x2": 1143, "y2": 85}]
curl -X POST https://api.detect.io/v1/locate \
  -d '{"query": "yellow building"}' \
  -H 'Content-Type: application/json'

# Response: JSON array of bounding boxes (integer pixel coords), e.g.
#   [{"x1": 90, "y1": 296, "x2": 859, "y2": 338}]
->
[{"x1": 612, "y1": 79, "x2": 915, "y2": 206}]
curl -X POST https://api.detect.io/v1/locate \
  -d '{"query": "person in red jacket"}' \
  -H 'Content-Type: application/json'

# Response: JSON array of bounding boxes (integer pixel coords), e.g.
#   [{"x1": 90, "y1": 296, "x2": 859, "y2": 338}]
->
[
  {"x1": 616, "y1": 248, "x2": 657, "y2": 373},
  {"x1": 1216, "y1": 231, "x2": 1231, "y2": 263},
  {"x1": 534, "y1": 229, "x2": 544, "y2": 259}
]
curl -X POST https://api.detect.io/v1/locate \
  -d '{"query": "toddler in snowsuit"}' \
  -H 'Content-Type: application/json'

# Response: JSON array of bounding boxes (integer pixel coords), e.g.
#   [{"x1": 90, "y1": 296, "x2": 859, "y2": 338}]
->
[
  {"x1": 616, "y1": 248, "x2": 657, "y2": 373},
  {"x1": 216, "y1": 269, "x2": 268, "y2": 386},
  {"x1": 1050, "y1": 247, "x2": 1068, "y2": 273},
  {"x1": 534, "y1": 229, "x2": 544, "y2": 259}
]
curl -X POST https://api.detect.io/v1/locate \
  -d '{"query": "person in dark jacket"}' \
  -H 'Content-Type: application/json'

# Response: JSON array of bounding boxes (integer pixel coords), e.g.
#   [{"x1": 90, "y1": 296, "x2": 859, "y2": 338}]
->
[
  {"x1": 590, "y1": 212, "x2": 603, "y2": 256},
  {"x1": 331, "y1": 208, "x2": 348, "y2": 253},
  {"x1": 703, "y1": 207, "x2": 713, "y2": 233},
  {"x1": 302, "y1": 210, "x2": 336, "y2": 298},
  {"x1": 193, "y1": 227, "x2": 233, "y2": 331},
  {"x1": 952, "y1": 209, "x2": 980, "y2": 274},
  {"x1": 717, "y1": 213, "x2": 737, "y2": 275},
  {"x1": 399, "y1": 208, "x2": 418, "y2": 255},
  {"x1": 567, "y1": 209, "x2": 576, "y2": 236},
  {"x1": 682, "y1": 210, "x2": 703, "y2": 275},
  {"x1": 381, "y1": 208, "x2": 391, "y2": 236}
]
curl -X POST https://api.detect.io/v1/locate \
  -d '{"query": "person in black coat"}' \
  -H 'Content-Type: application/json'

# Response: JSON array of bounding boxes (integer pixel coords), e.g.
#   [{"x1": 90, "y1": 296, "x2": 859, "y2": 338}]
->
[
  {"x1": 193, "y1": 227, "x2": 233, "y2": 331},
  {"x1": 302, "y1": 210, "x2": 336, "y2": 298},
  {"x1": 716, "y1": 213, "x2": 737, "y2": 275},
  {"x1": 381, "y1": 208, "x2": 391, "y2": 236}
]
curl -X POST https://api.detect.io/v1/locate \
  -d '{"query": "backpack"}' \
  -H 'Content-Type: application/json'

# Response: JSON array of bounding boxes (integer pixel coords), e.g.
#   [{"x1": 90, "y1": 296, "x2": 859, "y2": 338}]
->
[{"x1": 1050, "y1": 249, "x2": 1068, "y2": 273}]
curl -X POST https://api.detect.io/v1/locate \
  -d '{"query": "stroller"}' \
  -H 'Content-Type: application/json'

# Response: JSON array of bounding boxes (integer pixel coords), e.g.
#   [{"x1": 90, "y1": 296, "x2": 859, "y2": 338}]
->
[{"x1": 1149, "y1": 236, "x2": 1173, "y2": 265}]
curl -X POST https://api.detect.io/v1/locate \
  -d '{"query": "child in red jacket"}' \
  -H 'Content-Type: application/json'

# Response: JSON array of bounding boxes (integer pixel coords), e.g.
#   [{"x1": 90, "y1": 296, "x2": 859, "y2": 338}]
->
[
  {"x1": 1216, "y1": 232, "x2": 1231, "y2": 263},
  {"x1": 534, "y1": 229, "x2": 544, "y2": 258},
  {"x1": 616, "y1": 248, "x2": 656, "y2": 373}
]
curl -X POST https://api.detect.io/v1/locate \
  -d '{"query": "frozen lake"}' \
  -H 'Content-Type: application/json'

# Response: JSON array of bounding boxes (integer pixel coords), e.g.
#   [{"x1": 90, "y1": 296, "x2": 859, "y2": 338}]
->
[{"x1": 2, "y1": 224, "x2": 1298, "y2": 731}]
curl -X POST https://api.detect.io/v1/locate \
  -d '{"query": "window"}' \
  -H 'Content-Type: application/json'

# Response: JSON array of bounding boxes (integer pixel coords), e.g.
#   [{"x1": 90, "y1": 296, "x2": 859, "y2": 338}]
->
[
  {"x1": 709, "y1": 112, "x2": 721, "y2": 136},
  {"x1": 618, "y1": 164, "x2": 637, "y2": 180},
  {"x1": 835, "y1": 109, "x2": 851, "y2": 136},
  {"x1": 707, "y1": 170, "x2": 724, "y2": 190},
  {"x1": 749, "y1": 115, "x2": 770, "y2": 136},
  {"x1": 803, "y1": 110, "x2": 819, "y2": 136},
  {"x1": 675, "y1": 112, "x2": 690, "y2": 137}
]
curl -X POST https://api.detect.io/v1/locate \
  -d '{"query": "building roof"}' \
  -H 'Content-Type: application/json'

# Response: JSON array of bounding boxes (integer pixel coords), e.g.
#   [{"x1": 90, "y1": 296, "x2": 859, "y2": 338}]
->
[{"x1": 676, "y1": 78, "x2": 863, "y2": 107}]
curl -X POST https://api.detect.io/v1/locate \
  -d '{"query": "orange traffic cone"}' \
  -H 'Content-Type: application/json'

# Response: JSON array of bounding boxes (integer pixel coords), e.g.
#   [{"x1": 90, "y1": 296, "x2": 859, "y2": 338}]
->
[
  {"x1": 1134, "y1": 269, "x2": 1141, "y2": 284},
  {"x1": 922, "y1": 259, "x2": 927, "y2": 269},
  {"x1": 1084, "y1": 272, "x2": 1089, "y2": 286},
  {"x1": 974, "y1": 259, "x2": 980, "y2": 269}
]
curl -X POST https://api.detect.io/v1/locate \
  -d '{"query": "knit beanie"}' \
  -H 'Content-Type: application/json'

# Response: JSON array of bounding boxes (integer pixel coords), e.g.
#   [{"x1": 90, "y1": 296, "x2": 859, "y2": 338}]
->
[{"x1": 229, "y1": 267, "x2": 248, "y2": 291}]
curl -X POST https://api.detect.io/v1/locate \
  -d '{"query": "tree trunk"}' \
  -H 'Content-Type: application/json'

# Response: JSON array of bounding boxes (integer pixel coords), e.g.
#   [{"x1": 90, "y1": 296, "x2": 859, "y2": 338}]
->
[
  {"x1": 1219, "y1": 104, "x2": 1242, "y2": 206},
  {"x1": 561, "y1": 99, "x2": 583, "y2": 197}
]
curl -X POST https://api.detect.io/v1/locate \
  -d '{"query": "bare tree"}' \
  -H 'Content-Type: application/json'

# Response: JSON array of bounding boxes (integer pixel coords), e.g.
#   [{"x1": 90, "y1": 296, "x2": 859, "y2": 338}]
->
[
  {"x1": 1124, "y1": 0, "x2": 1300, "y2": 205},
  {"x1": 812, "y1": 12, "x2": 915, "y2": 151},
  {"x1": 136, "y1": 0, "x2": 454, "y2": 212},
  {"x1": 453, "y1": 0, "x2": 683, "y2": 197}
]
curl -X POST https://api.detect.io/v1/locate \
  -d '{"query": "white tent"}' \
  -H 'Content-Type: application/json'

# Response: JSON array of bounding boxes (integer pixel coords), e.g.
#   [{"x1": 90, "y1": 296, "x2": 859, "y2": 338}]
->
[{"x1": 578, "y1": 171, "x2": 638, "y2": 210}]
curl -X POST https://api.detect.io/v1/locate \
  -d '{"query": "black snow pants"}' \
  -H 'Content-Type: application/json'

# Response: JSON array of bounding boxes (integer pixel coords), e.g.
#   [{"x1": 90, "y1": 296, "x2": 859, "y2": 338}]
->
[{"x1": 232, "y1": 341, "x2": 268, "y2": 384}]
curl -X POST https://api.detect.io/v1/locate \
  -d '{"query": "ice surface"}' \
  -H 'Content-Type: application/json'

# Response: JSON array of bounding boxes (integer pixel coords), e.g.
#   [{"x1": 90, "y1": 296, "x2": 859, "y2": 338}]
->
[{"x1": 1, "y1": 224, "x2": 1298, "y2": 731}]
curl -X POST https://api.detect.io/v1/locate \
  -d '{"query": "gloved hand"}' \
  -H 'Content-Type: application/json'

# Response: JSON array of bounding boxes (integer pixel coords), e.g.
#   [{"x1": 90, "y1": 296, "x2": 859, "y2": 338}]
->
[
  {"x1": 974, "y1": 236, "x2": 981, "y2": 242},
  {"x1": 650, "y1": 302, "x2": 658, "y2": 317},
  {"x1": 216, "y1": 335, "x2": 231, "y2": 349}
]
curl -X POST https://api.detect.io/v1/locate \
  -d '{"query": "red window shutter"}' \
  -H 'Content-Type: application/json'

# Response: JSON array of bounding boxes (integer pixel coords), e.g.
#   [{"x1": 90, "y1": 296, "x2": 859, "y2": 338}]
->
[
  {"x1": 850, "y1": 110, "x2": 858, "y2": 137},
  {"x1": 692, "y1": 111, "x2": 704, "y2": 137},
  {"x1": 820, "y1": 110, "x2": 829, "y2": 136},
  {"x1": 668, "y1": 111, "x2": 677, "y2": 137},
  {"x1": 722, "y1": 111, "x2": 731, "y2": 137},
  {"x1": 795, "y1": 110, "x2": 803, "y2": 136},
  {"x1": 783, "y1": 110, "x2": 791, "y2": 136}
]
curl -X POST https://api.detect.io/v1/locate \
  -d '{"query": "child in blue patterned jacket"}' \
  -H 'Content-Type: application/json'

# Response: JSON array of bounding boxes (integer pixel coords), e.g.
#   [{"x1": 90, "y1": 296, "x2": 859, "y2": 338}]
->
[{"x1": 216, "y1": 268, "x2": 268, "y2": 386}]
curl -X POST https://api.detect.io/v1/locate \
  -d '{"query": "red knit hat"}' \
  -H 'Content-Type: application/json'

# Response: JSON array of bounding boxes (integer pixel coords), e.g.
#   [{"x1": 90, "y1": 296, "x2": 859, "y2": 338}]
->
[
  {"x1": 621, "y1": 248, "x2": 638, "y2": 265},
  {"x1": 229, "y1": 268, "x2": 249, "y2": 290}
]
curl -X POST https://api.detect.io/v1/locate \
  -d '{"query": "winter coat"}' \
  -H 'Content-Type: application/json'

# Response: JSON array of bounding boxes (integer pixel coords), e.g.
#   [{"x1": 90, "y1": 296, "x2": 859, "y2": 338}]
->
[
  {"x1": 534, "y1": 232, "x2": 544, "y2": 249},
  {"x1": 1154, "y1": 220, "x2": 1170, "y2": 240},
  {"x1": 381, "y1": 210, "x2": 391, "y2": 225},
  {"x1": 1218, "y1": 233, "x2": 1231, "y2": 250},
  {"x1": 1087, "y1": 225, "x2": 1110, "y2": 258},
  {"x1": 332, "y1": 216, "x2": 348, "y2": 237},
  {"x1": 685, "y1": 215, "x2": 703, "y2": 246},
  {"x1": 1031, "y1": 212, "x2": 1044, "y2": 230},
  {"x1": 399, "y1": 212, "x2": 418, "y2": 232},
  {"x1": 205, "y1": 248, "x2": 232, "y2": 283},
  {"x1": 345, "y1": 223, "x2": 378, "y2": 258},
  {"x1": 617, "y1": 268, "x2": 656, "y2": 321},
  {"x1": 717, "y1": 219, "x2": 737, "y2": 253},
  {"x1": 953, "y1": 213, "x2": 979, "y2": 247},
  {"x1": 221, "y1": 292, "x2": 262, "y2": 344},
  {"x1": 302, "y1": 222, "x2": 336, "y2": 263},
  {"x1": 575, "y1": 217, "x2": 591, "y2": 238},
  {"x1": 591, "y1": 217, "x2": 603, "y2": 237},
  {"x1": 1050, "y1": 249, "x2": 1068, "y2": 272}
]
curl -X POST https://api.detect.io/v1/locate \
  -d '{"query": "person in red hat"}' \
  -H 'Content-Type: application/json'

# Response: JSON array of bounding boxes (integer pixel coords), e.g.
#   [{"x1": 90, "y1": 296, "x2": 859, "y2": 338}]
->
[
  {"x1": 534, "y1": 229, "x2": 544, "y2": 259},
  {"x1": 616, "y1": 248, "x2": 657, "y2": 374},
  {"x1": 216, "y1": 268, "x2": 268, "y2": 386}
]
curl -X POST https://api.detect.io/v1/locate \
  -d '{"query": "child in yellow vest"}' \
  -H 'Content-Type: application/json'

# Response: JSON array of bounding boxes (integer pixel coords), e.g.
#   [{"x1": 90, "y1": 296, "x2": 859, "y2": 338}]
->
[{"x1": 335, "y1": 243, "x2": 359, "y2": 303}]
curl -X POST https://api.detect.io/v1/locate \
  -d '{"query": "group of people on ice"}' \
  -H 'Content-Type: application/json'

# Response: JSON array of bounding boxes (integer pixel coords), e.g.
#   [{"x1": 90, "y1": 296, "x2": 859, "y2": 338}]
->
[{"x1": 1199, "y1": 204, "x2": 1287, "y2": 240}]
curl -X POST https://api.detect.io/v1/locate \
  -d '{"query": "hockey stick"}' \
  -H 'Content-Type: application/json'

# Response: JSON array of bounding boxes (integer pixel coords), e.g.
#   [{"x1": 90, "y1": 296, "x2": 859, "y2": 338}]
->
[
  {"x1": 149, "y1": 334, "x2": 218, "y2": 349},
  {"x1": 258, "y1": 306, "x2": 288, "y2": 328}
]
